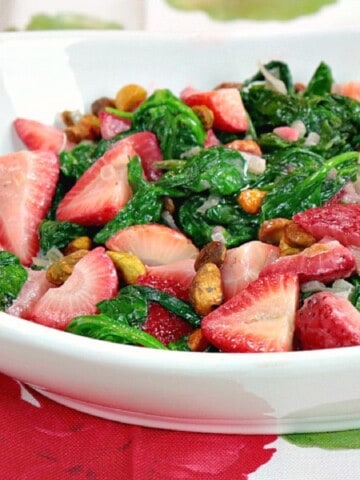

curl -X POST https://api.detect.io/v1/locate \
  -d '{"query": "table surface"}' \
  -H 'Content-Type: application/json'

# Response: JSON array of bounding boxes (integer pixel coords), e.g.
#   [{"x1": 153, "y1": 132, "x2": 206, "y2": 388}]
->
[{"x1": 1, "y1": 373, "x2": 360, "y2": 479}]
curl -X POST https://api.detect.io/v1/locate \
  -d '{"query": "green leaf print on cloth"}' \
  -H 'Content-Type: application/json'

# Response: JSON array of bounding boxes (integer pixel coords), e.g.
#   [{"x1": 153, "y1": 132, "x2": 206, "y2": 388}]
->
[
  {"x1": 284, "y1": 430, "x2": 360, "y2": 450},
  {"x1": 166, "y1": 0, "x2": 336, "y2": 21}
]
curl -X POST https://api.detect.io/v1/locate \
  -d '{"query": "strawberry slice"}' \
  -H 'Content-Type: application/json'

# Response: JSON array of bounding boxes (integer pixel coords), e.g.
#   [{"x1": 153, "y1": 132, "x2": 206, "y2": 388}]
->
[
  {"x1": 260, "y1": 240, "x2": 356, "y2": 284},
  {"x1": 293, "y1": 204, "x2": 360, "y2": 248},
  {"x1": 6, "y1": 269, "x2": 53, "y2": 319},
  {"x1": 221, "y1": 241, "x2": 279, "y2": 300},
  {"x1": 201, "y1": 273, "x2": 299, "y2": 353},
  {"x1": 28, "y1": 247, "x2": 118, "y2": 330},
  {"x1": 0, "y1": 150, "x2": 59, "y2": 266},
  {"x1": 98, "y1": 110, "x2": 131, "y2": 140},
  {"x1": 56, "y1": 139, "x2": 135, "y2": 226},
  {"x1": 122, "y1": 131, "x2": 163, "y2": 181},
  {"x1": 14, "y1": 118, "x2": 68, "y2": 154},
  {"x1": 204, "y1": 129, "x2": 221, "y2": 148},
  {"x1": 142, "y1": 303, "x2": 193, "y2": 346},
  {"x1": 136, "y1": 258, "x2": 196, "y2": 301},
  {"x1": 295, "y1": 292, "x2": 360, "y2": 350},
  {"x1": 333, "y1": 81, "x2": 360, "y2": 101},
  {"x1": 273, "y1": 126, "x2": 300, "y2": 142},
  {"x1": 106, "y1": 224, "x2": 199, "y2": 266},
  {"x1": 181, "y1": 87, "x2": 248, "y2": 133}
]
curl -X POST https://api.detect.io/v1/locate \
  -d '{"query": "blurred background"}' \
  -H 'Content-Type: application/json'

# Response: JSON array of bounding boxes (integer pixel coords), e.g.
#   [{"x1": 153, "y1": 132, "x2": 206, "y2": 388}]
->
[{"x1": 0, "y1": 0, "x2": 358, "y2": 32}]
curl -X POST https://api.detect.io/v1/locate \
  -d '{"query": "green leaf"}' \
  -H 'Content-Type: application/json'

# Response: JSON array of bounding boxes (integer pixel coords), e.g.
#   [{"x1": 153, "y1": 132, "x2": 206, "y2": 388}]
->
[
  {"x1": 131, "y1": 89, "x2": 206, "y2": 159},
  {"x1": 305, "y1": 62, "x2": 333, "y2": 97},
  {"x1": 0, "y1": 251, "x2": 28, "y2": 310},
  {"x1": 66, "y1": 314, "x2": 167, "y2": 350},
  {"x1": 284, "y1": 430, "x2": 360, "y2": 450},
  {"x1": 59, "y1": 143, "x2": 96, "y2": 179},
  {"x1": 39, "y1": 220, "x2": 88, "y2": 254},
  {"x1": 97, "y1": 289, "x2": 148, "y2": 327}
]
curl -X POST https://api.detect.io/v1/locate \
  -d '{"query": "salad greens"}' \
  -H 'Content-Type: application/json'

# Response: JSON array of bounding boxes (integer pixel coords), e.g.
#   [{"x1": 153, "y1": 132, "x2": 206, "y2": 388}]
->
[{"x1": 1, "y1": 59, "x2": 360, "y2": 351}]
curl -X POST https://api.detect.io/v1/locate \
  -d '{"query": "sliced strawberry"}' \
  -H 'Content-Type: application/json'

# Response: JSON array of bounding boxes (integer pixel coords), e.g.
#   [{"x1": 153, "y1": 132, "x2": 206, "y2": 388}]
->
[
  {"x1": 122, "y1": 131, "x2": 163, "y2": 181},
  {"x1": 201, "y1": 273, "x2": 299, "y2": 353},
  {"x1": 136, "y1": 258, "x2": 196, "y2": 301},
  {"x1": 106, "y1": 224, "x2": 199, "y2": 266},
  {"x1": 273, "y1": 126, "x2": 300, "y2": 142},
  {"x1": 293, "y1": 204, "x2": 360, "y2": 247},
  {"x1": 325, "y1": 182, "x2": 360, "y2": 206},
  {"x1": 260, "y1": 240, "x2": 356, "y2": 284},
  {"x1": 295, "y1": 292, "x2": 360, "y2": 350},
  {"x1": 0, "y1": 150, "x2": 59, "y2": 266},
  {"x1": 333, "y1": 81, "x2": 360, "y2": 101},
  {"x1": 181, "y1": 88, "x2": 248, "y2": 133},
  {"x1": 204, "y1": 129, "x2": 221, "y2": 147},
  {"x1": 56, "y1": 139, "x2": 135, "y2": 226},
  {"x1": 142, "y1": 303, "x2": 193, "y2": 346},
  {"x1": 221, "y1": 241, "x2": 279, "y2": 301},
  {"x1": 28, "y1": 247, "x2": 118, "y2": 330},
  {"x1": 6, "y1": 269, "x2": 53, "y2": 319},
  {"x1": 14, "y1": 118, "x2": 67, "y2": 154},
  {"x1": 98, "y1": 110, "x2": 131, "y2": 140}
]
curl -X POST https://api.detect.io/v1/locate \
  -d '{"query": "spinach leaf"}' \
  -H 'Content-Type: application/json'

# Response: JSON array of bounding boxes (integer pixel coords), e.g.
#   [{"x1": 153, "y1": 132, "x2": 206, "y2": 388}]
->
[
  {"x1": 179, "y1": 194, "x2": 259, "y2": 248},
  {"x1": 131, "y1": 89, "x2": 206, "y2": 159},
  {"x1": 349, "y1": 276, "x2": 360, "y2": 311},
  {"x1": 305, "y1": 62, "x2": 333, "y2": 96},
  {"x1": 243, "y1": 60, "x2": 294, "y2": 93},
  {"x1": 157, "y1": 146, "x2": 249, "y2": 195},
  {"x1": 66, "y1": 314, "x2": 167, "y2": 349},
  {"x1": 122, "y1": 285, "x2": 201, "y2": 327},
  {"x1": 59, "y1": 142, "x2": 97, "y2": 179},
  {"x1": 260, "y1": 151, "x2": 360, "y2": 220},
  {"x1": 0, "y1": 251, "x2": 28, "y2": 310},
  {"x1": 97, "y1": 288, "x2": 148, "y2": 327},
  {"x1": 39, "y1": 220, "x2": 88, "y2": 253}
]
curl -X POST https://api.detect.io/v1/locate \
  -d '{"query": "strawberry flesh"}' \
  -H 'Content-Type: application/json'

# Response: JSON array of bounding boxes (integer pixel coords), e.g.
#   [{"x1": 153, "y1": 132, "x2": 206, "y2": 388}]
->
[
  {"x1": 14, "y1": 118, "x2": 67, "y2": 154},
  {"x1": 221, "y1": 241, "x2": 279, "y2": 300},
  {"x1": 98, "y1": 110, "x2": 131, "y2": 140},
  {"x1": 0, "y1": 150, "x2": 59, "y2": 266},
  {"x1": 56, "y1": 139, "x2": 135, "y2": 226},
  {"x1": 296, "y1": 292, "x2": 360, "y2": 349},
  {"x1": 293, "y1": 204, "x2": 360, "y2": 248},
  {"x1": 106, "y1": 223, "x2": 199, "y2": 266},
  {"x1": 181, "y1": 88, "x2": 248, "y2": 133},
  {"x1": 260, "y1": 240, "x2": 356, "y2": 284},
  {"x1": 28, "y1": 247, "x2": 118, "y2": 330},
  {"x1": 201, "y1": 273, "x2": 299, "y2": 353},
  {"x1": 142, "y1": 303, "x2": 193, "y2": 346}
]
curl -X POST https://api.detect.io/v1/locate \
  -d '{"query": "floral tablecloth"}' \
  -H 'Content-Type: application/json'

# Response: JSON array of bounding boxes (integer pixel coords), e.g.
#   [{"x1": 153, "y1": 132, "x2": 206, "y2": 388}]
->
[{"x1": 1, "y1": 372, "x2": 360, "y2": 479}]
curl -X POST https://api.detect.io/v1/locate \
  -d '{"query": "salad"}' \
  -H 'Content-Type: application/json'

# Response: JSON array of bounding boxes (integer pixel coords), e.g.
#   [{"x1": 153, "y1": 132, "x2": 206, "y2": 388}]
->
[{"x1": 1, "y1": 60, "x2": 360, "y2": 353}]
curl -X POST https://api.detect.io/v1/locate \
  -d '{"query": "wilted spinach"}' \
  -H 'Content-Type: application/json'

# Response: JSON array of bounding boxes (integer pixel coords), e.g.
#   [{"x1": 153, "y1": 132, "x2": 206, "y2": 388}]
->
[
  {"x1": 39, "y1": 220, "x2": 88, "y2": 254},
  {"x1": 0, "y1": 252, "x2": 28, "y2": 310}
]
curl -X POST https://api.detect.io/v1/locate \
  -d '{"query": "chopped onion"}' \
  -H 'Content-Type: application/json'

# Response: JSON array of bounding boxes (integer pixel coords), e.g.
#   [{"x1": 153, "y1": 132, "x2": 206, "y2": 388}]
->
[
  {"x1": 241, "y1": 152, "x2": 266, "y2": 174},
  {"x1": 180, "y1": 146, "x2": 201, "y2": 159},
  {"x1": 161, "y1": 210, "x2": 179, "y2": 230},
  {"x1": 301, "y1": 279, "x2": 354, "y2": 299},
  {"x1": 32, "y1": 247, "x2": 64, "y2": 269},
  {"x1": 304, "y1": 131, "x2": 320, "y2": 146},
  {"x1": 196, "y1": 195, "x2": 221, "y2": 214},
  {"x1": 211, "y1": 226, "x2": 226, "y2": 244},
  {"x1": 291, "y1": 120, "x2": 307, "y2": 138},
  {"x1": 258, "y1": 62, "x2": 287, "y2": 95}
]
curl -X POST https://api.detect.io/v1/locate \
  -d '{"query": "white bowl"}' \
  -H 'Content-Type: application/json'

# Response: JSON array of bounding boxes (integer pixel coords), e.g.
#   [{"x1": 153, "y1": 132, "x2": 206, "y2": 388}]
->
[{"x1": 0, "y1": 29, "x2": 360, "y2": 434}]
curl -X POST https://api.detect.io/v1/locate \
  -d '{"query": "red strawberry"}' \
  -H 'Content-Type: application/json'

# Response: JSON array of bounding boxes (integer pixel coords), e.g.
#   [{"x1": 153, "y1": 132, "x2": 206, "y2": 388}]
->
[
  {"x1": 325, "y1": 182, "x2": 360, "y2": 206},
  {"x1": 0, "y1": 150, "x2": 59, "y2": 266},
  {"x1": 181, "y1": 87, "x2": 248, "y2": 133},
  {"x1": 14, "y1": 118, "x2": 68, "y2": 154},
  {"x1": 142, "y1": 303, "x2": 193, "y2": 346},
  {"x1": 333, "y1": 81, "x2": 360, "y2": 101},
  {"x1": 260, "y1": 240, "x2": 356, "y2": 284},
  {"x1": 122, "y1": 131, "x2": 163, "y2": 181},
  {"x1": 6, "y1": 269, "x2": 53, "y2": 319},
  {"x1": 106, "y1": 224, "x2": 199, "y2": 266},
  {"x1": 293, "y1": 204, "x2": 360, "y2": 248},
  {"x1": 98, "y1": 110, "x2": 131, "y2": 140},
  {"x1": 56, "y1": 139, "x2": 135, "y2": 226},
  {"x1": 221, "y1": 241, "x2": 279, "y2": 300},
  {"x1": 204, "y1": 129, "x2": 221, "y2": 147},
  {"x1": 201, "y1": 273, "x2": 299, "y2": 353},
  {"x1": 28, "y1": 247, "x2": 118, "y2": 330},
  {"x1": 273, "y1": 126, "x2": 300, "y2": 142},
  {"x1": 295, "y1": 292, "x2": 360, "y2": 350},
  {"x1": 136, "y1": 258, "x2": 196, "y2": 301}
]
